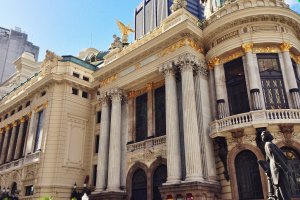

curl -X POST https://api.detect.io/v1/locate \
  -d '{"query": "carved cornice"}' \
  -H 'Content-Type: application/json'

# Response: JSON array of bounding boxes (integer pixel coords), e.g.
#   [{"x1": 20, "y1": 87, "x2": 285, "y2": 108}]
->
[
  {"x1": 128, "y1": 80, "x2": 165, "y2": 99},
  {"x1": 253, "y1": 46, "x2": 280, "y2": 53},
  {"x1": 208, "y1": 50, "x2": 244, "y2": 68},
  {"x1": 279, "y1": 42, "x2": 292, "y2": 52},
  {"x1": 242, "y1": 43, "x2": 254, "y2": 53},
  {"x1": 99, "y1": 74, "x2": 117, "y2": 87},
  {"x1": 160, "y1": 37, "x2": 204, "y2": 57}
]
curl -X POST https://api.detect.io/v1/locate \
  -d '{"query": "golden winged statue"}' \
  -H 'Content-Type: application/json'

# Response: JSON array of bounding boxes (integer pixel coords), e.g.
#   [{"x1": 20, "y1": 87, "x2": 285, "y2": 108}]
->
[{"x1": 116, "y1": 20, "x2": 134, "y2": 43}]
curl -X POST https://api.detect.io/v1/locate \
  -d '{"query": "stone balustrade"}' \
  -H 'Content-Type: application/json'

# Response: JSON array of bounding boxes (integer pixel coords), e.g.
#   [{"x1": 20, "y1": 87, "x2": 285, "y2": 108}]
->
[
  {"x1": 0, "y1": 151, "x2": 40, "y2": 173},
  {"x1": 210, "y1": 109, "x2": 300, "y2": 137},
  {"x1": 127, "y1": 135, "x2": 166, "y2": 152},
  {"x1": 205, "y1": 0, "x2": 289, "y2": 26}
]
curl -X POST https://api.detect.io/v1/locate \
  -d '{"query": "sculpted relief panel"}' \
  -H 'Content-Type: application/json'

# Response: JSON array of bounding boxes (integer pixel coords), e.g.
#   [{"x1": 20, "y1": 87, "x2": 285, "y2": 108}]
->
[{"x1": 64, "y1": 115, "x2": 87, "y2": 169}]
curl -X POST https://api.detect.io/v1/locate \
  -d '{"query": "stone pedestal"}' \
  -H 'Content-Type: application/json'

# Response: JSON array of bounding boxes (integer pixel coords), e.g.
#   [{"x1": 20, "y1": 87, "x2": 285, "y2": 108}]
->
[
  {"x1": 159, "y1": 182, "x2": 221, "y2": 200},
  {"x1": 89, "y1": 191, "x2": 126, "y2": 200}
]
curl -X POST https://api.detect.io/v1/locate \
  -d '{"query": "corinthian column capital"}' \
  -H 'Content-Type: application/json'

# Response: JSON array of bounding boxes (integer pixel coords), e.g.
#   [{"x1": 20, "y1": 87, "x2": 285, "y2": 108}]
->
[
  {"x1": 177, "y1": 53, "x2": 197, "y2": 72},
  {"x1": 242, "y1": 42, "x2": 254, "y2": 53},
  {"x1": 280, "y1": 42, "x2": 292, "y2": 52},
  {"x1": 99, "y1": 92, "x2": 110, "y2": 106},
  {"x1": 109, "y1": 88, "x2": 123, "y2": 102},
  {"x1": 159, "y1": 62, "x2": 176, "y2": 77}
]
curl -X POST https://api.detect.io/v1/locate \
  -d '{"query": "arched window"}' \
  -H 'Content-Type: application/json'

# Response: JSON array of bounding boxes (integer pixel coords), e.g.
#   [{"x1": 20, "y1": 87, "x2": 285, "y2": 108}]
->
[
  {"x1": 235, "y1": 150, "x2": 263, "y2": 200},
  {"x1": 132, "y1": 168, "x2": 147, "y2": 200},
  {"x1": 281, "y1": 147, "x2": 300, "y2": 197},
  {"x1": 257, "y1": 53, "x2": 288, "y2": 109},
  {"x1": 153, "y1": 165, "x2": 167, "y2": 200}
]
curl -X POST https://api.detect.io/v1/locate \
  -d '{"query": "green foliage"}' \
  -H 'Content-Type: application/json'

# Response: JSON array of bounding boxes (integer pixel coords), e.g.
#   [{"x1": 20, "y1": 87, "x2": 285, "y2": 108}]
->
[
  {"x1": 71, "y1": 198, "x2": 77, "y2": 200},
  {"x1": 39, "y1": 196, "x2": 53, "y2": 200}
]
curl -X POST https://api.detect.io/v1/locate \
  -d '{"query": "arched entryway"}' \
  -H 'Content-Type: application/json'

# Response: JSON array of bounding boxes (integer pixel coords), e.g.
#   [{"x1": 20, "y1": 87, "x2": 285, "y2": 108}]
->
[
  {"x1": 132, "y1": 168, "x2": 147, "y2": 200},
  {"x1": 281, "y1": 147, "x2": 300, "y2": 197},
  {"x1": 152, "y1": 165, "x2": 167, "y2": 200},
  {"x1": 235, "y1": 150, "x2": 264, "y2": 200}
]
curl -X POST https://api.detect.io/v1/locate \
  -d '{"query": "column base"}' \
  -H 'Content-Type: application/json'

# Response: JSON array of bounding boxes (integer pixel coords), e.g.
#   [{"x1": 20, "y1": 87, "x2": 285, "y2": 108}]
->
[
  {"x1": 89, "y1": 191, "x2": 127, "y2": 200},
  {"x1": 159, "y1": 181, "x2": 221, "y2": 200}
]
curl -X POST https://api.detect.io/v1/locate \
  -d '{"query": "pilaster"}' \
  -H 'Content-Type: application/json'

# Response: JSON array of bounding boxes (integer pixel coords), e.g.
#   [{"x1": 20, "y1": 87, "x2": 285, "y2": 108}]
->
[
  {"x1": 14, "y1": 116, "x2": 26, "y2": 160},
  {"x1": 6, "y1": 121, "x2": 19, "y2": 162}
]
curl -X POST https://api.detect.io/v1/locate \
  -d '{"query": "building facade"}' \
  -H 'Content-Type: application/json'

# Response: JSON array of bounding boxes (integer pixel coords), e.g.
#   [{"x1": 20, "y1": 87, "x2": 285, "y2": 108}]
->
[
  {"x1": 0, "y1": 27, "x2": 39, "y2": 83},
  {"x1": 0, "y1": 0, "x2": 300, "y2": 200}
]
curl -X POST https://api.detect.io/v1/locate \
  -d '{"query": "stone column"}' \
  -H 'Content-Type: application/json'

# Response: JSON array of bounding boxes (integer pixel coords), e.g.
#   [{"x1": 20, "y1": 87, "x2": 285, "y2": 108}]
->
[
  {"x1": 0, "y1": 125, "x2": 11, "y2": 164},
  {"x1": 6, "y1": 121, "x2": 18, "y2": 162},
  {"x1": 107, "y1": 89, "x2": 123, "y2": 191},
  {"x1": 14, "y1": 117, "x2": 26, "y2": 160},
  {"x1": 280, "y1": 42, "x2": 300, "y2": 109},
  {"x1": 208, "y1": 67, "x2": 217, "y2": 120},
  {"x1": 25, "y1": 112, "x2": 36, "y2": 154},
  {"x1": 95, "y1": 94, "x2": 110, "y2": 192},
  {"x1": 121, "y1": 97, "x2": 128, "y2": 188},
  {"x1": 22, "y1": 113, "x2": 31, "y2": 157},
  {"x1": 242, "y1": 43, "x2": 262, "y2": 110},
  {"x1": 178, "y1": 53, "x2": 203, "y2": 182},
  {"x1": 159, "y1": 61, "x2": 182, "y2": 184},
  {"x1": 147, "y1": 83, "x2": 154, "y2": 138},
  {"x1": 0, "y1": 129, "x2": 4, "y2": 161},
  {"x1": 212, "y1": 58, "x2": 228, "y2": 119}
]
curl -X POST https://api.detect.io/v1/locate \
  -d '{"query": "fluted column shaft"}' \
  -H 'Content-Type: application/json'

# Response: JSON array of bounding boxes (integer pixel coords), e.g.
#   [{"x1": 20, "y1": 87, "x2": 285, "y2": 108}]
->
[
  {"x1": 280, "y1": 43, "x2": 300, "y2": 109},
  {"x1": 0, "y1": 126, "x2": 11, "y2": 164},
  {"x1": 159, "y1": 62, "x2": 182, "y2": 184},
  {"x1": 179, "y1": 54, "x2": 203, "y2": 181},
  {"x1": 127, "y1": 98, "x2": 134, "y2": 143},
  {"x1": 242, "y1": 43, "x2": 262, "y2": 110},
  {"x1": 14, "y1": 117, "x2": 26, "y2": 160},
  {"x1": 214, "y1": 61, "x2": 228, "y2": 119},
  {"x1": 0, "y1": 130, "x2": 5, "y2": 162},
  {"x1": 121, "y1": 98, "x2": 128, "y2": 188},
  {"x1": 7, "y1": 122, "x2": 18, "y2": 162},
  {"x1": 107, "y1": 89, "x2": 122, "y2": 191},
  {"x1": 96, "y1": 95, "x2": 110, "y2": 192}
]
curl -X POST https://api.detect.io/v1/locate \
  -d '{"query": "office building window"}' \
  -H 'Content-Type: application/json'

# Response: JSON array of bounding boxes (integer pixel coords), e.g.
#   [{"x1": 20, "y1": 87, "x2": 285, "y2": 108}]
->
[
  {"x1": 83, "y1": 76, "x2": 90, "y2": 82},
  {"x1": 72, "y1": 72, "x2": 80, "y2": 78}
]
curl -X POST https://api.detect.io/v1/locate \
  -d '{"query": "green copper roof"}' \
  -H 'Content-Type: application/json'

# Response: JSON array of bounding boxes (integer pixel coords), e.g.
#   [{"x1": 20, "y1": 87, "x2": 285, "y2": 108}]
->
[{"x1": 61, "y1": 55, "x2": 97, "y2": 71}]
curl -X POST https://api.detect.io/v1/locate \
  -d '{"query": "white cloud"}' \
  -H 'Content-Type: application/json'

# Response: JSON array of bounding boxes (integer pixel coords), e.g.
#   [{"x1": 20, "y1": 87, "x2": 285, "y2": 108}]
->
[{"x1": 285, "y1": 0, "x2": 299, "y2": 6}]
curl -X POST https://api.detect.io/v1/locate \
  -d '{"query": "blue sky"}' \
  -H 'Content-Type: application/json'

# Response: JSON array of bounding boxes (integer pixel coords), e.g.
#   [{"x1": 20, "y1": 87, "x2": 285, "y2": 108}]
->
[{"x1": 0, "y1": 0, "x2": 299, "y2": 61}]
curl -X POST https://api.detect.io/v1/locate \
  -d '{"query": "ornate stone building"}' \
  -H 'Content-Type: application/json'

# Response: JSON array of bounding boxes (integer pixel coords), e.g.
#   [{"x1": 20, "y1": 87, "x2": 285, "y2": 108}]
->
[{"x1": 0, "y1": 0, "x2": 300, "y2": 200}]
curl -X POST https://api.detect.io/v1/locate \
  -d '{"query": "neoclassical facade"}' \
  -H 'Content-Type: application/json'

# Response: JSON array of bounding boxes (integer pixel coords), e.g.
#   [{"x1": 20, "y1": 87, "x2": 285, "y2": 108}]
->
[{"x1": 0, "y1": 0, "x2": 300, "y2": 200}]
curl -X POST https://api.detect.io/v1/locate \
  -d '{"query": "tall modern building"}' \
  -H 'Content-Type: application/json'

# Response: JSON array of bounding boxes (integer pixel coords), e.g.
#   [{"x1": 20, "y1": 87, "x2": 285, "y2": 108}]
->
[
  {"x1": 0, "y1": 27, "x2": 39, "y2": 83},
  {"x1": 0, "y1": 1, "x2": 300, "y2": 200},
  {"x1": 135, "y1": 0, "x2": 204, "y2": 39}
]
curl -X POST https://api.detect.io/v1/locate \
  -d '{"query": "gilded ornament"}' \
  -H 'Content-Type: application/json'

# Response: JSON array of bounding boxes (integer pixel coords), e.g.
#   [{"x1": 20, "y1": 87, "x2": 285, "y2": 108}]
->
[
  {"x1": 135, "y1": 63, "x2": 142, "y2": 70},
  {"x1": 146, "y1": 83, "x2": 154, "y2": 91},
  {"x1": 208, "y1": 57, "x2": 220, "y2": 67},
  {"x1": 20, "y1": 117, "x2": 26, "y2": 123},
  {"x1": 279, "y1": 42, "x2": 292, "y2": 52},
  {"x1": 44, "y1": 101, "x2": 49, "y2": 109},
  {"x1": 253, "y1": 46, "x2": 280, "y2": 53},
  {"x1": 5, "y1": 124, "x2": 11, "y2": 130},
  {"x1": 222, "y1": 51, "x2": 244, "y2": 64},
  {"x1": 242, "y1": 43, "x2": 254, "y2": 53},
  {"x1": 0, "y1": 128, "x2": 3, "y2": 134},
  {"x1": 99, "y1": 75, "x2": 117, "y2": 87},
  {"x1": 116, "y1": 20, "x2": 134, "y2": 44},
  {"x1": 13, "y1": 121, "x2": 18, "y2": 127}
]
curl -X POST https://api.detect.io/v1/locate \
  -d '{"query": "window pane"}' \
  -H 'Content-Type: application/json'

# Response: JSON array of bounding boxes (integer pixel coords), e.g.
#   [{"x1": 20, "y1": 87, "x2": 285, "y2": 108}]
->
[
  {"x1": 155, "y1": 86, "x2": 166, "y2": 136},
  {"x1": 135, "y1": 93, "x2": 148, "y2": 142}
]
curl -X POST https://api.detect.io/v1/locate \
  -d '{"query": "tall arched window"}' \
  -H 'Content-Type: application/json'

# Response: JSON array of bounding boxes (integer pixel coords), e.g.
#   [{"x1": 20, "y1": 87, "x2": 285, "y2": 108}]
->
[
  {"x1": 224, "y1": 57, "x2": 250, "y2": 115},
  {"x1": 153, "y1": 165, "x2": 167, "y2": 200},
  {"x1": 281, "y1": 147, "x2": 300, "y2": 197},
  {"x1": 132, "y1": 168, "x2": 147, "y2": 200},
  {"x1": 257, "y1": 53, "x2": 288, "y2": 109},
  {"x1": 235, "y1": 150, "x2": 263, "y2": 200}
]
